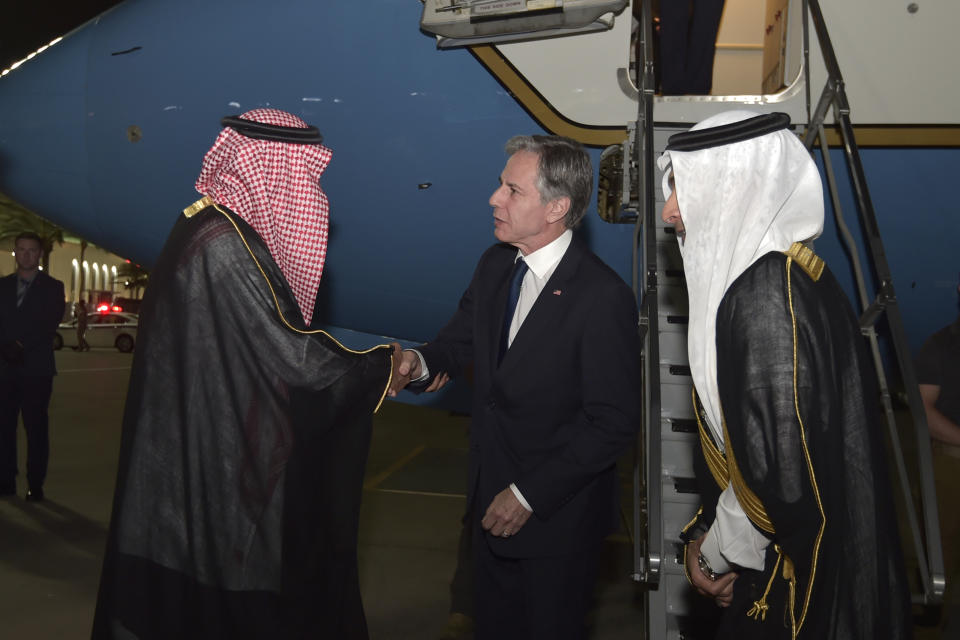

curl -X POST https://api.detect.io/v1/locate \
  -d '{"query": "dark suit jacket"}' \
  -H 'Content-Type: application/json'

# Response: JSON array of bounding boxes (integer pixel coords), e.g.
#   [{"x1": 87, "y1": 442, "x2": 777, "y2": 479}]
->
[
  {"x1": 419, "y1": 238, "x2": 641, "y2": 558},
  {"x1": 0, "y1": 271, "x2": 65, "y2": 379}
]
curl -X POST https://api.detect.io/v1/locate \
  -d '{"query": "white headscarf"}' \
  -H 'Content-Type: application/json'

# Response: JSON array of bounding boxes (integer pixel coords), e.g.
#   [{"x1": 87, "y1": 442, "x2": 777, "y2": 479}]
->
[{"x1": 657, "y1": 110, "x2": 824, "y2": 446}]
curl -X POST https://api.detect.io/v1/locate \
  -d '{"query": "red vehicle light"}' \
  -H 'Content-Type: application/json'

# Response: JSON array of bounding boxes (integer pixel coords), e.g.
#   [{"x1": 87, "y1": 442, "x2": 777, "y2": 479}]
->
[
  {"x1": 111, "y1": 305, "x2": 123, "y2": 312},
  {"x1": 96, "y1": 303, "x2": 110, "y2": 312}
]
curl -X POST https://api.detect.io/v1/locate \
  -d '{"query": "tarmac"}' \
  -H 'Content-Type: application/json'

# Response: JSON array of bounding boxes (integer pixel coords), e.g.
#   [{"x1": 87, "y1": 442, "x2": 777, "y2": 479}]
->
[
  {"x1": 0, "y1": 349, "x2": 951, "y2": 639},
  {"x1": 0, "y1": 349, "x2": 644, "y2": 639}
]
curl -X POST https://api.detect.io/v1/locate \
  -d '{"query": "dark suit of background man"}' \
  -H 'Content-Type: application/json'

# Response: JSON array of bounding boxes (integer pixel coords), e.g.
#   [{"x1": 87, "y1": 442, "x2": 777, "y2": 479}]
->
[
  {"x1": 0, "y1": 232, "x2": 65, "y2": 501},
  {"x1": 916, "y1": 280, "x2": 960, "y2": 636},
  {"x1": 398, "y1": 135, "x2": 642, "y2": 639}
]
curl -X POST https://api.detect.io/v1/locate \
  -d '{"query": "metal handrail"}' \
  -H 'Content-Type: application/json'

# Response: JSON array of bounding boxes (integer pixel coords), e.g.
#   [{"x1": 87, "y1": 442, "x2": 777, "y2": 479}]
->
[
  {"x1": 802, "y1": 0, "x2": 945, "y2": 604},
  {"x1": 632, "y1": 0, "x2": 661, "y2": 587}
]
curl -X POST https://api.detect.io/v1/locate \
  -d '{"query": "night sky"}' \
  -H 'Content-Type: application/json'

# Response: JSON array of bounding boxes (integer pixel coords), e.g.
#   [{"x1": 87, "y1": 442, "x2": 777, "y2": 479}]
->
[{"x1": 1, "y1": 2, "x2": 122, "y2": 72}]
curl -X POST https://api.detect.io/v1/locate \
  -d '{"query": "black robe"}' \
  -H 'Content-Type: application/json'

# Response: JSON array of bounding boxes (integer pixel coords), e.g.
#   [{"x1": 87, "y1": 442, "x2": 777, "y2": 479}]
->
[
  {"x1": 93, "y1": 203, "x2": 393, "y2": 639},
  {"x1": 684, "y1": 250, "x2": 911, "y2": 640}
]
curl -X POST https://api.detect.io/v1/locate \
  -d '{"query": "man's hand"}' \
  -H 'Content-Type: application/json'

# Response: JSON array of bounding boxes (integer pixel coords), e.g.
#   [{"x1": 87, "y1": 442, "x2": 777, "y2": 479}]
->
[
  {"x1": 392, "y1": 348, "x2": 450, "y2": 394},
  {"x1": 687, "y1": 534, "x2": 737, "y2": 607},
  {"x1": 424, "y1": 372, "x2": 450, "y2": 392},
  {"x1": 388, "y1": 343, "x2": 413, "y2": 397},
  {"x1": 396, "y1": 348, "x2": 422, "y2": 381},
  {"x1": 480, "y1": 487, "x2": 532, "y2": 538}
]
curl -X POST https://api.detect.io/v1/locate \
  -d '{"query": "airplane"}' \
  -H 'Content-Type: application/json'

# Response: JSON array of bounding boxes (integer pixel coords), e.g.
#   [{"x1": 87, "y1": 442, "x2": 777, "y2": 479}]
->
[
  {"x1": 0, "y1": 0, "x2": 956, "y2": 636},
  {"x1": 0, "y1": 0, "x2": 956, "y2": 353}
]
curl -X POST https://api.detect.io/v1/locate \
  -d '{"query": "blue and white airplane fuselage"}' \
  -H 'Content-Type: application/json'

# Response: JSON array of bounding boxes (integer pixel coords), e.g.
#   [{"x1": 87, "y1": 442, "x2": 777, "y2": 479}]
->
[{"x1": 0, "y1": 0, "x2": 957, "y2": 369}]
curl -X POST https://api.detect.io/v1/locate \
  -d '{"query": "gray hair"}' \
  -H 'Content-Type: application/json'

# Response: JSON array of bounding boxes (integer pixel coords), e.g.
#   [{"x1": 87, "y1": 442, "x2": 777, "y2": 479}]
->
[{"x1": 504, "y1": 135, "x2": 592, "y2": 229}]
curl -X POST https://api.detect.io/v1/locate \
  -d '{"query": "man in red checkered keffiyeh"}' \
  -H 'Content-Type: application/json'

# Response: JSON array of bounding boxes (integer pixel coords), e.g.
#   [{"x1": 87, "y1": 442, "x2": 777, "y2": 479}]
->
[
  {"x1": 94, "y1": 109, "x2": 404, "y2": 639},
  {"x1": 196, "y1": 108, "x2": 332, "y2": 325}
]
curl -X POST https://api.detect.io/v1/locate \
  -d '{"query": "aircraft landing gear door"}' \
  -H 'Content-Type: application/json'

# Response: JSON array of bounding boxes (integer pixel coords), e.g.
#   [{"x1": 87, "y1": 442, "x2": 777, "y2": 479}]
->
[{"x1": 420, "y1": 0, "x2": 628, "y2": 48}]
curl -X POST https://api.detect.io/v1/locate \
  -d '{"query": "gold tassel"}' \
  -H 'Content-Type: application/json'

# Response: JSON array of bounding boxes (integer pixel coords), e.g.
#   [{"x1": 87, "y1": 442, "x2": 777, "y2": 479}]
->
[
  {"x1": 747, "y1": 545, "x2": 783, "y2": 622},
  {"x1": 746, "y1": 599, "x2": 769, "y2": 621},
  {"x1": 782, "y1": 554, "x2": 798, "y2": 640}
]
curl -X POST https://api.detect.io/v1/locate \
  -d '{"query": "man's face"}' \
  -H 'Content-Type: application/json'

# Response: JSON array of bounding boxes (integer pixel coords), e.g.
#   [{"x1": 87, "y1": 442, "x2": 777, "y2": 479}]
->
[
  {"x1": 489, "y1": 151, "x2": 563, "y2": 255},
  {"x1": 14, "y1": 238, "x2": 42, "y2": 273},
  {"x1": 660, "y1": 183, "x2": 686, "y2": 244}
]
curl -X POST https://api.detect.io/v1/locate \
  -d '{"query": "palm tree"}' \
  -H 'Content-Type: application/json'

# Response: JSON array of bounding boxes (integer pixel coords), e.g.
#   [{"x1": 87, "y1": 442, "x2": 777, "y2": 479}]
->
[
  {"x1": 0, "y1": 192, "x2": 65, "y2": 270},
  {"x1": 114, "y1": 262, "x2": 149, "y2": 299}
]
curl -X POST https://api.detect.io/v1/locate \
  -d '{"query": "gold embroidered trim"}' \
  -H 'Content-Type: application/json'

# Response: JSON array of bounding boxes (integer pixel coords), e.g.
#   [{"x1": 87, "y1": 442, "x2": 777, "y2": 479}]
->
[
  {"x1": 680, "y1": 504, "x2": 704, "y2": 588},
  {"x1": 784, "y1": 256, "x2": 826, "y2": 633},
  {"x1": 682, "y1": 538, "x2": 696, "y2": 587},
  {"x1": 783, "y1": 242, "x2": 824, "y2": 282},
  {"x1": 204, "y1": 203, "x2": 394, "y2": 412},
  {"x1": 692, "y1": 388, "x2": 775, "y2": 534},
  {"x1": 692, "y1": 388, "x2": 729, "y2": 489},
  {"x1": 182, "y1": 196, "x2": 214, "y2": 218},
  {"x1": 681, "y1": 505, "x2": 703, "y2": 538},
  {"x1": 723, "y1": 418, "x2": 776, "y2": 534},
  {"x1": 783, "y1": 553, "x2": 798, "y2": 639}
]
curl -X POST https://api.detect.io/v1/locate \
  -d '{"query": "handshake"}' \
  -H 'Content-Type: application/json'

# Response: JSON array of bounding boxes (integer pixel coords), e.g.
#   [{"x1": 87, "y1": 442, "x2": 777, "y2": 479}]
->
[{"x1": 386, "y1": 343, "x2": 450, "y2": 397}]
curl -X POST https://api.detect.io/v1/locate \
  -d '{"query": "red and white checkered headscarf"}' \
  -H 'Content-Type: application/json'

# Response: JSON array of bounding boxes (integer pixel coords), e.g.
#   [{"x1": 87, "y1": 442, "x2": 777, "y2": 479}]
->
[{"x1": 196, "y1": 108, "x2": 332, "y2": 326}]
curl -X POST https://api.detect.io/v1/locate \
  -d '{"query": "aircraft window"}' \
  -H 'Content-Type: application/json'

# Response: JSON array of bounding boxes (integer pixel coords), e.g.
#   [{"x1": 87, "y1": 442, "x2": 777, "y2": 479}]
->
[{"x1": 636, "y1": 0, "x2": 797, "y2": 97}]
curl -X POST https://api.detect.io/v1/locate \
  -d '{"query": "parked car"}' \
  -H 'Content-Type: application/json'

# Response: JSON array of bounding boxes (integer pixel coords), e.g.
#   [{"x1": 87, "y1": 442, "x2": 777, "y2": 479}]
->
[{"x1": 54, "y1": 312, "x2": 139, "y2": 353}]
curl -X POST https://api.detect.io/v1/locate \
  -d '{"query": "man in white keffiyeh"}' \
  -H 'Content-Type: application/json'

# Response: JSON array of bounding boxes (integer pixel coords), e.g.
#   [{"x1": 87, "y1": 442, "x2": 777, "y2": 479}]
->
[{"x1": 659, "y1": 111, "x2": 910, "y2": 639}]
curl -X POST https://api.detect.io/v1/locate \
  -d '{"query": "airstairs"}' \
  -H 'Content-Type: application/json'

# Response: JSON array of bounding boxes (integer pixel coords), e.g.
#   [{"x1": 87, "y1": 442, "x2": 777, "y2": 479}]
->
[{"x1": 620, "y1": 1, "x2": 946, "y2": 638}]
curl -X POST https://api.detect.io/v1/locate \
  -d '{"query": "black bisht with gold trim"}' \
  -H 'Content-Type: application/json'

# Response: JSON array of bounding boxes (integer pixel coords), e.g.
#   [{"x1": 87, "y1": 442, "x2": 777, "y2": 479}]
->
[
  {"x1": 683, "y1": 249, "x2": 911, "y2": 640},
  {"x1": 93, "y1": 202, "x2": 393, "y2": 639}
]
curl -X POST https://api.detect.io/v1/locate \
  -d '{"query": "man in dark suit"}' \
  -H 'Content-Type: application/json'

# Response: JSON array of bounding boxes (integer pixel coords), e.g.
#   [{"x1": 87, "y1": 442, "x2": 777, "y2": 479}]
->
[
  {"x1": 397, "y1": 136, "x2": 641, "y2": 639},
  {"x1": 0, "y1": 232, "x2": 65, "y2": 501}
]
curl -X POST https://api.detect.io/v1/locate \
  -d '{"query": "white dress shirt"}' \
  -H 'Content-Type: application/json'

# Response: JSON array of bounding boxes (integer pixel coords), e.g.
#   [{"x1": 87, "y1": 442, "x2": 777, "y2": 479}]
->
[
  {"x1": 699, "y1": 484, "x2": 768, "y2": 573},
  {"x1": 505, "y1": 230, "x2": 572, "y2": 349}
]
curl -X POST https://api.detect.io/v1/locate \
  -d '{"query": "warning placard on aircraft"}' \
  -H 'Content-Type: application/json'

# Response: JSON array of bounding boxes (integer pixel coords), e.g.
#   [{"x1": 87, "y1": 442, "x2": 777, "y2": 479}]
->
[
  {"x1": 420, "y1": 0, "x2": 628, "y2": 47},
  {"x1": 471, "y1": 0, "x2": 526, "y2": 16}
]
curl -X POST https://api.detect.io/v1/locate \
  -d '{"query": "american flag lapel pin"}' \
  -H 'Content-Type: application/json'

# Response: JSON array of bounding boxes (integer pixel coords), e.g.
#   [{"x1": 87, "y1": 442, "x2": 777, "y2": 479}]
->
[{"x1": 552, "y1": 289, "x2": 562, "y2": 296}]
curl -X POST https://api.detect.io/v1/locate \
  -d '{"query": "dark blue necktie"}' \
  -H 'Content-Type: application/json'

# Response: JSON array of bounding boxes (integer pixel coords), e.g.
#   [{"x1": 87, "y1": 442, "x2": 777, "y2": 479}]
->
[{"x1": 499, "y1": 257, "x2": 528, "y2": 362}]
